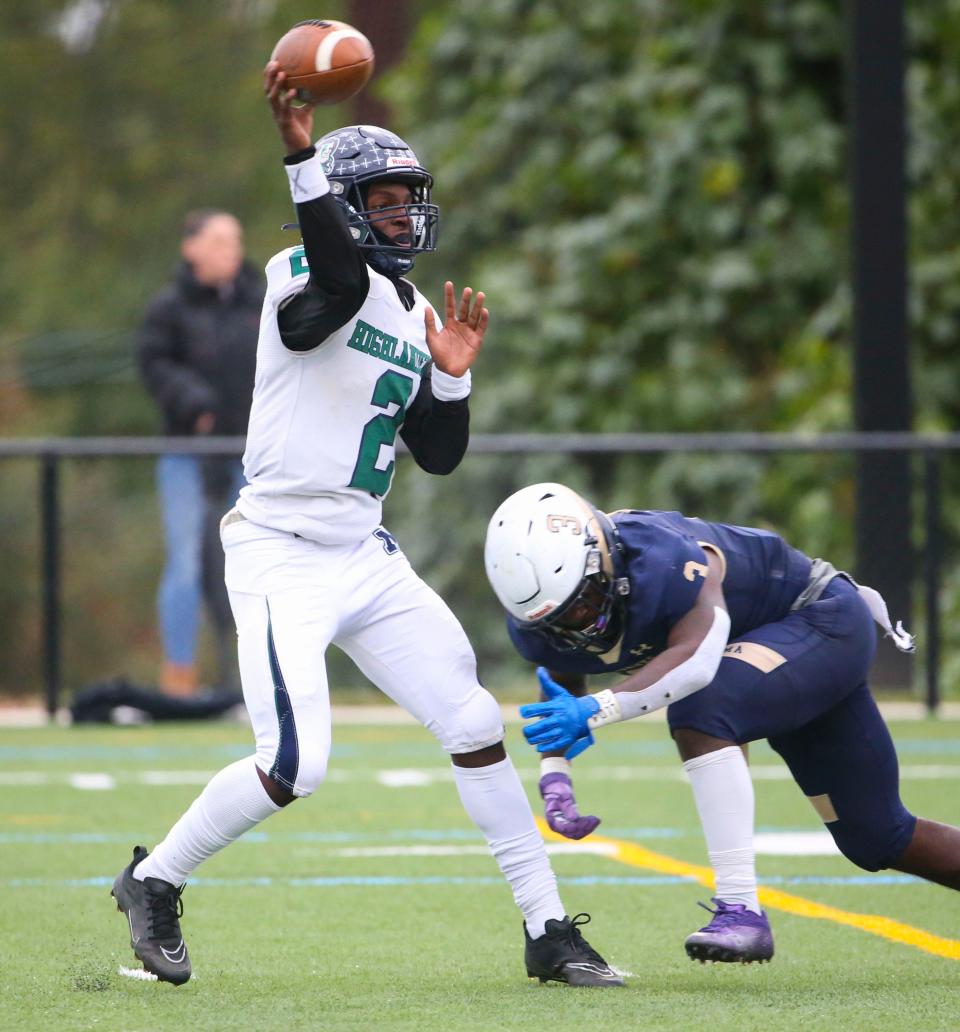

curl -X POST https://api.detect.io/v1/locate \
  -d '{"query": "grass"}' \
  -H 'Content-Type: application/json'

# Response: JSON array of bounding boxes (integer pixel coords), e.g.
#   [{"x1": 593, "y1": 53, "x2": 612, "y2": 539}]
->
[{"x1": 3, "y1": 716, "x2": 960, "y2": 1031}]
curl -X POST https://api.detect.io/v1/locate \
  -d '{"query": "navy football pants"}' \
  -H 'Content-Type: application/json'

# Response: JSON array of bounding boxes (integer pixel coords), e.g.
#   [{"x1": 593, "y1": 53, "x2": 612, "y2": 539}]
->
[{"x1": 667, "y1": 577, "x2": 916, "y2": 870}]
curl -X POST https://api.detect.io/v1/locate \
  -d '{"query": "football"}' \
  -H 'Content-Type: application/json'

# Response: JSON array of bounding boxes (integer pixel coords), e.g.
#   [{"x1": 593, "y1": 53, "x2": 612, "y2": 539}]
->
[{"x1": 270, "y1": 19, "x2": 375, "y2": 105}]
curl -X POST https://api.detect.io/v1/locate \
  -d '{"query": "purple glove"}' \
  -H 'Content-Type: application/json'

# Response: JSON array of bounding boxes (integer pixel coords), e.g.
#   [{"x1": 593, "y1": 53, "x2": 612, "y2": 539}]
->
[{"x1": 539, "y1": 772, "x2": 601, "y2": 841}]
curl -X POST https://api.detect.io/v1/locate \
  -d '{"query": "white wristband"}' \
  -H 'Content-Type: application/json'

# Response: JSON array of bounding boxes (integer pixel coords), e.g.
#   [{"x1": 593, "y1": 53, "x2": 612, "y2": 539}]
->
[
  {"x1": 430, "y1": 366, "x2": 472, "y2": 401},
  {"x1": 285, "y1": 151, "x2": 331, "y2": 205},
  {"x1": 587, "y1": 688, "x2": 623, "y2": 729}
]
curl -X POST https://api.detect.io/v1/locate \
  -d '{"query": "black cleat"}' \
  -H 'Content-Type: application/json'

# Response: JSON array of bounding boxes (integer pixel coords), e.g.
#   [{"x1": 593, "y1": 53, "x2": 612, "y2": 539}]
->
[
  {"x1": 524, "y1": 913, "x2": 624, "y2": 987},
  {"x1": 111, "y1": 846, "x2": 192, "y2": 985}
]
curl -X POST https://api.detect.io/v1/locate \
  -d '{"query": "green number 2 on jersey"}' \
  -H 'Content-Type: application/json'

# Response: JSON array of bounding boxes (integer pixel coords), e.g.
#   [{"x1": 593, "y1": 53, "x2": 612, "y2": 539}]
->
[
  {"x1": 289, "y1": 247, "x2": 309, "y2": 277},
  {"x1": 349, "y1": 369, "x2": 414, "y2": 497}
]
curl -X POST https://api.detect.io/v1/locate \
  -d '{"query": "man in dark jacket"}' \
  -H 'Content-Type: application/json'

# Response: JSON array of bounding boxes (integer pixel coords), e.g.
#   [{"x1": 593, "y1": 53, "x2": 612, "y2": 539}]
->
[{"x1": 137, "y1": 210, "x2": 263, "y2": 695}]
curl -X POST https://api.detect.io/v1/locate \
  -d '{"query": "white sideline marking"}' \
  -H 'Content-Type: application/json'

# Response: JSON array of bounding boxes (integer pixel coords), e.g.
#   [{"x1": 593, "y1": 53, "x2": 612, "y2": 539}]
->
[
  {"x1": 333, "y1": 842, "x2": 618, "y2": 858},
  {"x1": 0, "y1": 773, "x2": 48, "y2": 785},
  {"x1": 335, "y1": 845, "x2": 494, "y2": 857},
  {"x1": 140, "y1": 769, "x2": 348, "y2": 786},
  {"x1": 140, "y1": 770, "x2": 219, "y2": 785},
  {"x1": 377, "y1": 769, "x2": 449, "y2": 787},
  {"x1": 68, "y1": 773, "x2": 115, "y2": 791},
  {"x1": 546, "y1": 841, "x2": 619, "y2": 856},
  {"x1": 754, "y1": 831, "x2": 841, "y2": 856},
  {"x1": 900, "y1": 764, "x2": 960, "y2": 779},
  {"x1": 581, "y1": 764, "x2": 960, "y2": 783},
  {"x1": 118, "y1": 966, "x2": 158, "y2": 981},
  {"x1": 5, "y1": 701, "x2": 960, "y2": 728},
  {"x1": 2, "y1": 763, "x2": 960, "y2": 792}
]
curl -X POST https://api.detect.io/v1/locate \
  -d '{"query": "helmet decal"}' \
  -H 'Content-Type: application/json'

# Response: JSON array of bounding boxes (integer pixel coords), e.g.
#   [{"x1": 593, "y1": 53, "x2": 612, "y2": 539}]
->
[
  {"x1": 546, "y1": 514, "x2": 583, "y2": 535},
  {"x1": 317, "y1": 137, "x2": 339, "y2": 174}
]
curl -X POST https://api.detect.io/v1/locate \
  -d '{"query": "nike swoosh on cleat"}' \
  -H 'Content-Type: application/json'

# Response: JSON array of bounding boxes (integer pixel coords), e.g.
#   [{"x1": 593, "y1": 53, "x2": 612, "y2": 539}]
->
[
  {"x1": 127, "y1": 912, "x2": 140, "y2": 945},
  {"x1": 160, "y1": 940, "x2": 186, "y2": 964},
  {"x1": 564, "y1": 962, "x2": 620, "y2": 979}
]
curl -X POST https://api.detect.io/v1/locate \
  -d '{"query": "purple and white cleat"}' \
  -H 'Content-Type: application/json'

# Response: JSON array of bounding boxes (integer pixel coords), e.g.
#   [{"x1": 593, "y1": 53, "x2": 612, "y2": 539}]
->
[
  {"x1": 684, "y1": 899, "x2": 774, "y2": 964},
  {"x1": 539, "y1": 773, "x2": 600, "y2": 841}
]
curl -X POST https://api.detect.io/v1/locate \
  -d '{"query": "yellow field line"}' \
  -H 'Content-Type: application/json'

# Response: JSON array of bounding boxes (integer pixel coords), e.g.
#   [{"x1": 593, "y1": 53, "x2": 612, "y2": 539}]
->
[{"x1": 536, "y1": 818, "x2": 960, "y2": 960}]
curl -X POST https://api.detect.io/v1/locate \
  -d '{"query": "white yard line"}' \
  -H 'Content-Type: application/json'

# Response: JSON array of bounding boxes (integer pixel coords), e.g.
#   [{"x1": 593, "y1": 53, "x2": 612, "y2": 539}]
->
[
  {"x1": 3, "y1": 762, "x2": 960, "y2": 791},
  {"x1": 332, "y1": 842, "x2": 618, "y2": 858},
  {"x1": 67, "y1": 773, "x2": 116, "y2": 790},
  {"x1": 117, "y1": 966, "x2": 158, "y2": 981},
  {"x1": 4, "y1": 700, "x2": 960, "y2": 727}
]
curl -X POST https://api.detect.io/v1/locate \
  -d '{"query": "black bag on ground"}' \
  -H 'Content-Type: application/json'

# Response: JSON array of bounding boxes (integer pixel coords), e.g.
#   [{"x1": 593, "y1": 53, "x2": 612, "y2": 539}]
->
[{"x1": 70, "y1": 677, "x2": 243, "y2": 724}]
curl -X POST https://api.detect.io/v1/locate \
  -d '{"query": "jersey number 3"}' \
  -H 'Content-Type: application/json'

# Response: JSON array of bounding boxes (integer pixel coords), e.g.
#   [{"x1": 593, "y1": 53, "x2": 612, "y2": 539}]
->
[{"x1": 349, "y1": 369, "x2": 414, "y2": 497}]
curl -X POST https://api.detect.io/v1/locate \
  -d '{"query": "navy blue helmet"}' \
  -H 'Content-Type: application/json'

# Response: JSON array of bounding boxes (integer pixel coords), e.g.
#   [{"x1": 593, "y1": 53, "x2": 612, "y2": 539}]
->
[{"x1": 315, "y1": 124, "x2": 439, "y2": 276}]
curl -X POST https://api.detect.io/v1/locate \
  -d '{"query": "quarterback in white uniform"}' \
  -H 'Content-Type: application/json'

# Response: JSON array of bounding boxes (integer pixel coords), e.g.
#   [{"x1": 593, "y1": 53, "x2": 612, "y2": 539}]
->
[{"x1": 110, "y1": 48, "x2": 621, "y2": 989}]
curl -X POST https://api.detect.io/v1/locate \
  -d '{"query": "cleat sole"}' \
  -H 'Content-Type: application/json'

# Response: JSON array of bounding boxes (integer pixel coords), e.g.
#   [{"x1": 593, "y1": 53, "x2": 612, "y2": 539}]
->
[
  {"x1": 526, "y1": 972, "x2": 621, "y2": 988},
  {"x1": 686, "y1": 942, "x2": 773, "y2": 965}
]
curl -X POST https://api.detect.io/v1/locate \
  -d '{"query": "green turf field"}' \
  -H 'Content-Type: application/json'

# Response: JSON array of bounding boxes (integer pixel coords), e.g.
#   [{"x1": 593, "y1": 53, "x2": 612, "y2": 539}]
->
[{"x1": 3, "y1": 715, "x2": 960, "y2": 1031}]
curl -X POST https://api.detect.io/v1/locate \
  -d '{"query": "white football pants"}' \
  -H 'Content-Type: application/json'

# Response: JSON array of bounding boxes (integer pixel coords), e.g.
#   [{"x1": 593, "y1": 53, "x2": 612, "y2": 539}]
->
[{"x1": 221, "y1": 516, "x2": 504, "y2": 797}]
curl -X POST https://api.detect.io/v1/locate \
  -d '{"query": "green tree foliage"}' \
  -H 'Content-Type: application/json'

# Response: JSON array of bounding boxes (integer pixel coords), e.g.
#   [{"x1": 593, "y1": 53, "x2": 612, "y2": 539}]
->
[
  {"x1": 381, "y1": 0, "x2": 960, "y2": 690},
  {"x1": 394, "y1": 1, "x2": 851, "y2": 435},
  {"x1": 1, "y1": 1, "x2": 959, "y2": 697},
  {"x1": 0, "y1": 0, "x2": 355, "y2": 692},
  {"x1": 0, "y1": 0, "x2": 356, "y2": 433},
  {"x1": 376, "y1": 3, "x2": 859, "y2": 614},
  {"x1": 371, "y1": 0, "x2": 858, "y2": 686}
]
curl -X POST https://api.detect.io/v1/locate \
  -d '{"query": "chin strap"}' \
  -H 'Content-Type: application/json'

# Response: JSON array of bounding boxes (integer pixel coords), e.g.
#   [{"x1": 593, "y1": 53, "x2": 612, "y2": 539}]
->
[{"x1": 367, "y1": 248, "x2": 415, "y2": 277}]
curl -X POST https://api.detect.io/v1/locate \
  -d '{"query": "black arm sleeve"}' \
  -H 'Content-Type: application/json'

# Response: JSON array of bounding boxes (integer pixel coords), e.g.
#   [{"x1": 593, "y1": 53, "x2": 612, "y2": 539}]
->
[
  {"x1": 277, "y1": 150, "x2": 370, "y2": 352},
  {"x1": 399, "y1": 367, "x2": 470, "y2": 475}
]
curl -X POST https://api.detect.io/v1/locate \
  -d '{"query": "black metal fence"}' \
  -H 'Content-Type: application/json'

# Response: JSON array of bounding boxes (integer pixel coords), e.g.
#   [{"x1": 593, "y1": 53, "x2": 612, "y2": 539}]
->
[{"x1": 1, "y1": 431, "x2": 956, "y2": 719}]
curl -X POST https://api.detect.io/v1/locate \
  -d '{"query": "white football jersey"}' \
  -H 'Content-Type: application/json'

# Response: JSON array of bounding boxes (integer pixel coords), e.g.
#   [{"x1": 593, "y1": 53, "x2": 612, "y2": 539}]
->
[{"x1": 237, "y1": 246, "x2": 433, "y2": 544}]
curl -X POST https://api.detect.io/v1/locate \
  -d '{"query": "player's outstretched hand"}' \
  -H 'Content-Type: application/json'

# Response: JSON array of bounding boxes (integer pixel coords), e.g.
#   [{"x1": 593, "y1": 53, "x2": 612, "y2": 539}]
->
[
  {"x1": 540, "y1": 771, "x2": 601, "y2": 840},
  {"x1": 424, "y1": 281, "x2": 489, "y2": 379},
  {"x1": 519, "y1": 668, "x2": 600, "y2": 760},
  {"x1": 264, "y1": 60, "x2": 315, "y2": 155}
]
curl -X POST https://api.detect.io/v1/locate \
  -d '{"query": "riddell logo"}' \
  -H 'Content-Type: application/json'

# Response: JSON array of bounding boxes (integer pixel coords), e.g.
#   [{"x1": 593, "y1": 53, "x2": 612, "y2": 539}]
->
[
  {"x1": 526, "y1": 602, "x2": 556, "y2": 620},
  {"x1": 385, "y1": 157, "x2": 418, "y2": 168}
]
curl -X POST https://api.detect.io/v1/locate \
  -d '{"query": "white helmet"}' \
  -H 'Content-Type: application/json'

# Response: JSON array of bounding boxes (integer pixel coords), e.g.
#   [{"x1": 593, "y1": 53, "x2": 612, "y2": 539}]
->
[{"x1": 484, "y1": 482, "x2": 628, "y2": 652}]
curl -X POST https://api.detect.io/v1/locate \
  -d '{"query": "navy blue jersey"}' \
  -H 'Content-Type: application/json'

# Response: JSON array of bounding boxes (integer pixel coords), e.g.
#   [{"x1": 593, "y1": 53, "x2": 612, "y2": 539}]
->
[{"x1": 508, "y1": 510, "x2": 811, "y2": 675}]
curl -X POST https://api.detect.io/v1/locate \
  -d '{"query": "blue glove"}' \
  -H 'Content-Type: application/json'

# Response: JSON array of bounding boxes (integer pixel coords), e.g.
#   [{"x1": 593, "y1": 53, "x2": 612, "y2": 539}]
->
[{"x1": 519, "y1": 667, "x2": 600, "y2": 760}]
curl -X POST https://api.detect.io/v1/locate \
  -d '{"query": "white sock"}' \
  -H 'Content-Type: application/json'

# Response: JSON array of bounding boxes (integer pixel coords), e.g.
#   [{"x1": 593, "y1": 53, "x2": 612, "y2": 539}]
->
[
  {"x1": 452, "y1": 756, "x2": 564, "y2": 938},
  {"x1": 683, "y1": 746, "x2": 760, "y2": 914},
  {"x1": 134, "y1": 758, "x2": 280, "y2": 886}
]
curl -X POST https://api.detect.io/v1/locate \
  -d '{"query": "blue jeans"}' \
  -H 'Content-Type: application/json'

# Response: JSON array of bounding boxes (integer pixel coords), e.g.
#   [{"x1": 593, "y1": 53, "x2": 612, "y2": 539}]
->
[{"x1": 156, "y1": 454, "x2": 245, "y2": 664}]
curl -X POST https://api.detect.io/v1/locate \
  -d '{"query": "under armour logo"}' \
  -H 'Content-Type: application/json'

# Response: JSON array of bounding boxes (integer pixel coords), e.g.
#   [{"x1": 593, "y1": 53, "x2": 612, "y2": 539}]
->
[{"x1": 373, "y1": 528, "x2": 399, "y2": 555}]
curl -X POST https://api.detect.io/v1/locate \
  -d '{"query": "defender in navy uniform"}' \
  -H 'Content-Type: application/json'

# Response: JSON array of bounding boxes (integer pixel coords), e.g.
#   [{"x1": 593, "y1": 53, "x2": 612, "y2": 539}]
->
[{"x1": 485, "y1": 483, "x2": 960, "y2": 964}]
